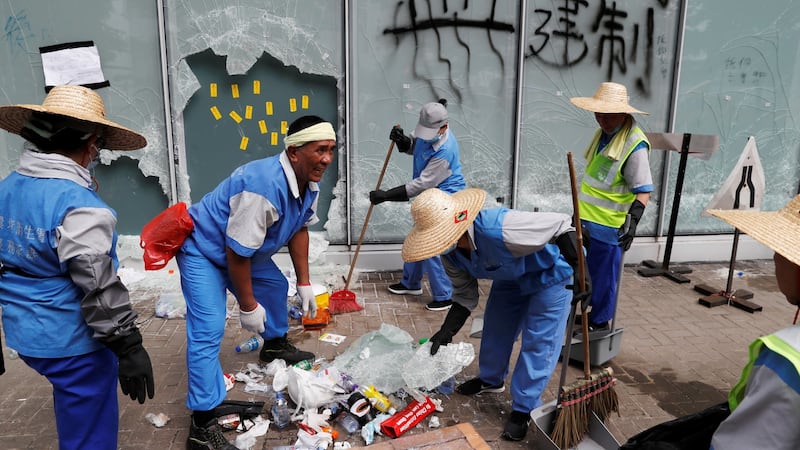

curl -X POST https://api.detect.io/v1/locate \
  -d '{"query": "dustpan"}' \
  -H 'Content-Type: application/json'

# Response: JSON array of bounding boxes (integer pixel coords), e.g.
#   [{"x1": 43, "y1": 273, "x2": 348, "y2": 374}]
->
[{"x1": 531, "y1": 400, "x2": 620, "y2": 449}]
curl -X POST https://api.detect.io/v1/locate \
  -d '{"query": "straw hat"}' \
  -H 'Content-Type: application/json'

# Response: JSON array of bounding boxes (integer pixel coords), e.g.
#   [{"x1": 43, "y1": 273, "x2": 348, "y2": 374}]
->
[
  {"x1": 570, "y1": 82, "x2": 648, "y2": 115},
  {"x1": 707, "y1": 194, "x2": 800, "y2": 267},
  {"x1": 0, "y1": 85, "x2": 146, "y2": 150},
  {"x1": 402, "y1": 188, "x2": 487, "y2": 263}
]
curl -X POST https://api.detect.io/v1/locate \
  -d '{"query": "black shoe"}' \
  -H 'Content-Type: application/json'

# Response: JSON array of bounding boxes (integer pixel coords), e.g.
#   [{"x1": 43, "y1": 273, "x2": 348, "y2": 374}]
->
[
  {"x1": 588, "y1": 321, "x2": 610, "y2": 332},
  {"x1": 426, "y1": 299, "x2": 452, "y2": 311},
  {"x1": 187, "y1": 418, "x2": 238, "y2": 449},
  {"x1": 388, "y1": 282, "x2": 423, "y2": 296},
  {"x1": 259, "y1": 335, "x2": 314, "y2": 365},
  {"x1": 501, "y1": 410, "x2": 532, "y2": 441},
  {"x1": 456, "y1": 377, "x2": 505, "y2": 395}
]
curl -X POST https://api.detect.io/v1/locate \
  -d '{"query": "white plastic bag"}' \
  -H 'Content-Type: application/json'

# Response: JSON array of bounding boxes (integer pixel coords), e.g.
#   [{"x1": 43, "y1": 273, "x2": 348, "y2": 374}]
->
[{"x1": 283, "y1": 366, "x2": 343, "y2": 410}]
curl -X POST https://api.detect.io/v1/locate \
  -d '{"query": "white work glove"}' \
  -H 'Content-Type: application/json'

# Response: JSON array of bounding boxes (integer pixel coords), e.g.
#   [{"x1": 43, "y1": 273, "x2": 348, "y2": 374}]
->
[
  {"x1": 239, "y1": 303, "x2": 266, "y2": 334},
  {"x1": 297, "y1": 284, "x2": 317, "y2": 319}
]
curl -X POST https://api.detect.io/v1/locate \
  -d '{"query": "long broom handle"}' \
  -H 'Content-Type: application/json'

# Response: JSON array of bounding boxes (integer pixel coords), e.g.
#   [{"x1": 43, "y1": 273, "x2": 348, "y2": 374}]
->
[
  {"x1": 567, "y1": 152, "x2": 591, "y2": 379},
  {"x1": 343, "y1": 135, "x2": 397, "y2": 290}
]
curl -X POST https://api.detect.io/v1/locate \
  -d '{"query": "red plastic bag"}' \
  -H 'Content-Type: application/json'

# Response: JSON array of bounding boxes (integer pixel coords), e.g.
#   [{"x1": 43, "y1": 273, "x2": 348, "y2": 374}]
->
[{"x1": 140, "y1": 202, "x2": 194, "y2": 270}]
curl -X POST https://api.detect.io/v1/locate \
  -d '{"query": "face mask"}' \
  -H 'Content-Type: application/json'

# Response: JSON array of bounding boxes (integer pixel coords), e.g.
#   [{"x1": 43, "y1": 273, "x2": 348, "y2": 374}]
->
[
  {"x1": 86, "y1": 144, "x2": 101, "y2": 170},
  {"x1": 422, "y1": 132, "x2": 444, "y2": 145}
]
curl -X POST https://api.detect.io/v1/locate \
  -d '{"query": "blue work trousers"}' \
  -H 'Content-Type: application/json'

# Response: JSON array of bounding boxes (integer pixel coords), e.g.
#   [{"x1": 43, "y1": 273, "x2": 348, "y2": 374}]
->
[
  {"x1": 177, "y1": 238, "x2": 289, "y2": 411},
  {"x1": 478, "y1": 279, "x2": 571, "y2": 413},
  {"x1": 401, "y1": 256, "x2": 452, "y2": 301},
  {"x1": 21, "y1": 349, "x2": 119, "y2": 450},
  {"x1": 585, "y1": 237, "x2": 622, "y2": 324}
]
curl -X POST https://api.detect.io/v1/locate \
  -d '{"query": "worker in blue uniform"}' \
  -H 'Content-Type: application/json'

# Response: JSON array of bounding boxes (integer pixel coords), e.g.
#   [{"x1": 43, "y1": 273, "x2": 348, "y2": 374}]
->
[
  {"x1": 402, "y1": 187, "x2": 591, "y2": 441},
  {"x1": 177, "y1": 115, "x2": 336, "y2": 449},
  {"x1": 370, "y1": 99, "x2": 466, "y2": 311},
  {"x1": 0, "y1": 85, "x2": 154, "y2": 450}
]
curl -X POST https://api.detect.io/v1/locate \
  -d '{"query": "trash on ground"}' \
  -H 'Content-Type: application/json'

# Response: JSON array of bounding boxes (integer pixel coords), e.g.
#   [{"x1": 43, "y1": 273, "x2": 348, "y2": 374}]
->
[
  {"x1": 319, "y1": 332, "x2": 346, "y2": 345},
  {"x1": 155, "y1": 291, "x2": 186, "y2": 319},
  {"x1": 145, "y1": 412, "x2": 170, "y2": 428}
]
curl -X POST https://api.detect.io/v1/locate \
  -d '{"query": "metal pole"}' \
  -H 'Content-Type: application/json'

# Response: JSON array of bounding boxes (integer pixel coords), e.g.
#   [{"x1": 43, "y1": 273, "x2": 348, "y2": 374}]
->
[
  {"x1": 510, "y1": 0, "x2": 527, "y2": 209},
  {"x1": 156, "y1": 0, "x2": 178, "y2": 204}
]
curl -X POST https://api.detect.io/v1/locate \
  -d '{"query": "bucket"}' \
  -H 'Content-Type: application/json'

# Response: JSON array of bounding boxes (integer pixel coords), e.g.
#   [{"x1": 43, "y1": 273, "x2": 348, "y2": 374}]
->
[{"x1": 313, "y1": 283, "x2": 330, "y2": 309}]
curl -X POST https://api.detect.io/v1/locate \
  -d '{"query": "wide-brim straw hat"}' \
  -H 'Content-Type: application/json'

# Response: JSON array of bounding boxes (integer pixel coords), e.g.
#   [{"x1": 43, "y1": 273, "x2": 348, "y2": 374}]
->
[
  {"x1": 570, "y1": 82, "x2": 648, "y2": 115},
  {"x1": 402, "y1": 188, "x2": 487, "y2": 263},
  {"x1": 0, "y1": 85, "x2": 146, "y2": 150},
  {"x1": 707, "y1": 194, "x2": 800, "y2": 267}
]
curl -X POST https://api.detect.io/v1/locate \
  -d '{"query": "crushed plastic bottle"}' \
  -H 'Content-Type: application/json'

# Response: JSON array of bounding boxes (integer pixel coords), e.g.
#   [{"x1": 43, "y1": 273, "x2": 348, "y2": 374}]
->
[
  {"x1": 358, "y1": 385, "x2": 392, "y2": 413},
  {"x1": 235, "y1": 336, "x2": 263, "y2": 353},
  {"x1": 8, "y1": 348, "x2": 18, "y2": 360},
  {"x1": 271, "y1": 392, "x2": 291, "y2": 429}
]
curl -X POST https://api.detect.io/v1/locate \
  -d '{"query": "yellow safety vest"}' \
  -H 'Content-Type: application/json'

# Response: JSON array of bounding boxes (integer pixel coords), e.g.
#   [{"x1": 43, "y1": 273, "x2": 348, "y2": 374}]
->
[
  {"x1": 578, "y1": 119, "x2": 649, "y2": 228},
  {"x1": 728, "y1": 326, "x2": 800, "y2": 411}
]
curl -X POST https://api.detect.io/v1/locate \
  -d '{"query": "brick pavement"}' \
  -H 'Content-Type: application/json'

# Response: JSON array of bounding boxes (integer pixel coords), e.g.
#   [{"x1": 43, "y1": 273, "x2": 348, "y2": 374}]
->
[{"x1": 0, "y1": 259, "x2": 794, "y2": 449}]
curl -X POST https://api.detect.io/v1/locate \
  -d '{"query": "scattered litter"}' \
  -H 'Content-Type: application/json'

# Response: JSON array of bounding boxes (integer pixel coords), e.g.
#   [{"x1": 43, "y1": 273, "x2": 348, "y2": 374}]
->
[
  {"x1": 224, "y1": 373, "x2": 236, "y2": 391},
  {"x1": 155, "y1": 291, "x2": 186, "y2": 319},
  {"x1": 233, "y1": 415, "x2": 269, "y2": 450},
  {"x1": 428, "y1": 415, "x2": 441, "y2": 428},
  {"x1": 333, "y1": 442, "x2": 352, "y2": 449},
  {"x1": 294, "y1": 427, "x2": 333, "y2": 449},
  {"x1": 320, "y1": 332, "x2": 346, "y2": 345},
  {"x1": 145, "y1": 412, "x2": 170, "y2": 428},
  {"x1": 360, "y1": 413, "x2": 391, "y2": 445}
]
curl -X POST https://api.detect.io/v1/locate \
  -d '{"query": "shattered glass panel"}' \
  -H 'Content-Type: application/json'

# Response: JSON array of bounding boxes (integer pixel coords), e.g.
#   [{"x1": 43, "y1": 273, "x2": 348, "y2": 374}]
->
[
  {"x1": 351, "y1": 0, "x2": 519, "y2": 241},
  {"x1": 519, "y1": 0, "x2": 681, "y2": 238},
  {"x1": 0, "y1": 1, "x2": 169, "y2": 234},
  {"x1": 163, "y1": 0, "x2": 345, "y2": 240},
  {"x1": 672, "y1": 0, "x2": 800, "y2": 233}
]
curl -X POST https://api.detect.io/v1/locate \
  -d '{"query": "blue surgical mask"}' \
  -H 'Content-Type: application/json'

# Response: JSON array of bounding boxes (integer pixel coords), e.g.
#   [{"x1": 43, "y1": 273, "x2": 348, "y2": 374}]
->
[
  {"x1": 422, "y1": 132, "x2": 444, "y2": 145},
  {"x1": 87, "y1": 144, "x2": 101, "y2": 170}
]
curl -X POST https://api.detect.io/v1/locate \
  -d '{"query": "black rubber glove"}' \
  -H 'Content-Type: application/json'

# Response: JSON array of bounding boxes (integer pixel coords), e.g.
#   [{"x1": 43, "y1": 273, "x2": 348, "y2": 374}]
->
[
  {"x1": 369, "y1": 185, "x2": 409, "y2": 205},
  {"x1": 618, "y1": 199, "x2": 646, "y2": 251},
  {"x1": 430, "y1": 302, "x2": 471, "y2": 355},
  {"x1": 556, "y1": 231, "x2": 593, "y2": 310},
  {"x1": 389, "y1": 126, "x2": 412, "y2": 153},
  {"x1": 105, "y1": 330, "x2": 155, "y2": 404}
]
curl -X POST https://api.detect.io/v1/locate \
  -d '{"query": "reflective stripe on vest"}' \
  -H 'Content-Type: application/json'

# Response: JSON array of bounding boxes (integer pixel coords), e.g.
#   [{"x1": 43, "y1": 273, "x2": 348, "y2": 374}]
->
[
  {"x1": 579, "y1": 125, "x2": 648, "y2": 228},
  {"x1": 728, "y1": 326, "x2": 800, "y2": 411}
]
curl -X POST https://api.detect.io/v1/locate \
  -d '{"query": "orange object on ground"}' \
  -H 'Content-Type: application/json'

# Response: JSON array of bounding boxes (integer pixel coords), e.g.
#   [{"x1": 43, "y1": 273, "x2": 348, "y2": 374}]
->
[{"x1": 302, "y1": 308, "x2": 331, "y2": 330}]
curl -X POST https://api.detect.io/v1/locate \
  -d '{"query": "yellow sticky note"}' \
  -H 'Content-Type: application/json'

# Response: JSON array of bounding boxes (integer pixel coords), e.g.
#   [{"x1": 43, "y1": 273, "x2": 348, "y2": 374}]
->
[
  {"x1": 253, "y1": 80, "x2": 261, "y2": 95},
  {"x1": 245, "y1": 105, "x2": 253, "y2": 120},
  {"x1": 281, "y1": 121, "x2": 288, "y2": 134},
  {"x1": 302, "y1": 95, "x2": 309, "y2": 109},
  {"x1": 231, "y1": 84, "x2": 240, "y2": 98},
  {"x1": 266, "y1": 101, "x2": 273, "y2": 115},
  {"x1": 271, "y1": 132, "x2": 278, "y2": 146},
  {"x1": 210, "y1": 106, "x2": 222, "y2": 120},
  {"x1": 239, "y1": 136, "x2": 249, "y2": 150},
  {"x1": 258, "y1": 120, "x2": 267, "y2": 134},
  {"x1": 210, "y1": 83, "x2": 218, "y2": 98},
  {"x1": 289, "y1": 98, "x2": 297, "y2": 112},
  {"x1": 229, "y1": 111, "x2": 243, "y2": 123}
]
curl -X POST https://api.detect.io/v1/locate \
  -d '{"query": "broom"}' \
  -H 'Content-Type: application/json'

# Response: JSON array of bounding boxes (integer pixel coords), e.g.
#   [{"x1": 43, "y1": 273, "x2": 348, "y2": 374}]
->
[
  {"x1": 550, "y1": 152, "x2": 619, "y2": 449},
  {"x1": 329, "y1": 135, "x2": 397, "y2": 314}
]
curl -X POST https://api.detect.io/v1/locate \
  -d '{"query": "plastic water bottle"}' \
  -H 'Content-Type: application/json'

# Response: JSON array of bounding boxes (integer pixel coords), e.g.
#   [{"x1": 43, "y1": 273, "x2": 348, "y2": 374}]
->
[
  {"x1": 271, "y1": 392, "x2": 291, "y2": 429},
  {"x1": 235, "y1": 335, "x2": 263, "y2": 353}
]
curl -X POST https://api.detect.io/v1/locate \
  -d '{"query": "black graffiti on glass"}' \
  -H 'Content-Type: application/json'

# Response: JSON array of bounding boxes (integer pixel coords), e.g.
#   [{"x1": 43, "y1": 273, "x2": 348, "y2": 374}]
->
[{"x1": 383, "y1": 0, "x2": 515, "y2": 102}]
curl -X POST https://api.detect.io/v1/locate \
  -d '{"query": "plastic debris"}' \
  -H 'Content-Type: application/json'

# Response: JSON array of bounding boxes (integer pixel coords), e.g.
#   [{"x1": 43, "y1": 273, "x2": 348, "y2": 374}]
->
[{"x1": 145, "y1": 412, "x2": 170, "y2": 428}]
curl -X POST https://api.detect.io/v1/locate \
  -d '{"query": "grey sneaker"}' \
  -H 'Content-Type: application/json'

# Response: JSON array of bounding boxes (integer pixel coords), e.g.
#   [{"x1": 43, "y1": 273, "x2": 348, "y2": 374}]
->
[
  {"x1": 259, "y1": 334, "x2": 314, "y2": 365},
  {"x1": 456, "y1": 377, "x2": 505, "y2": 395},
  {"x1": 426, "y1": 299, "x2": 453, "y2": 311},
  {"x1": 187, "y1": 418, "x2": 238, "y2": 449},
  {"x1": 388, "y1": 282, "x2": 423, "y2": 296}
]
